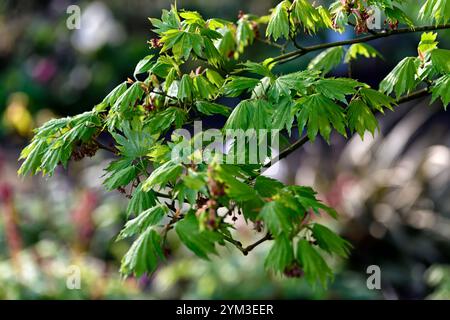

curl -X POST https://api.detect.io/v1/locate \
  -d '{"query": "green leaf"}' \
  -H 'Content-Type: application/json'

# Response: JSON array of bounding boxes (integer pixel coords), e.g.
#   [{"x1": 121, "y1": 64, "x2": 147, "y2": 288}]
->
[
  {"x1": 259, "y1": 201, "x2": 294, "y2": 236},
  {"x1": 311, "y1": 224, "x2": 352, "y2": 258},
  {"x1": 264, "y1": 234, "x2": 294, "y2": 273},
  {"x1": 193, "y1": 75, "x2": 216, "y2": 99},
  {"x1": 269, "y1": 70, "x2": 319, "y2": 101},
  {"x1": 126, "y1": 183, "x2": 157, "y2": 218},
  {"x1": 150, "y1": 7, "x2": 180, "y2": 35},
  {"x1": 222, "y1": 76, "x2": 260, "y2": 97},
  {"x1": 142, "y1": 160, "x2": 183, "y2": 191},
  {"x1": 133, "y1": 55, "x2": 154, "y2": 79},
  {"x1": 195, "y1": 101, "x2": 230, "y2": 116},
  {"x1": 266, "y1": 0, "x2": 291, "y2": 41},
  {"x1": 308, "y1": 47, "x2": 345, "y2": 75},
  {"x1": 254, "y1": 176, "x2": 284, "y2": 198},
  {"x1": 240, "y1": 61, "x2": 273, "y2": 78},
  {"x1": 103, "y1": 165, "x2": 137, "y2": 191},
  {"x1": 178, "y1": 74, "x2": 194, "y2": 101},
  {"x1": 101, "y1": 82, "x2": 128, "y2": 108},
  {"x1": 175, "y1": 212, "x2": 222, "y2": 259},
  {"x1": 112, "y1": 122, "x2": 154, "y2": 160},
  {"x1": 295, "y1": 93, "x2": 347, "y2": 142},
  {"x1": 431, "y1": 49, "x2": 450, "y2": 74},
  {"x1": 251, "y1": 99, "x2": 272, "y2": 130},
  {"x1": 236, "y1": 18, "x2": 255, "y2": 52},
  {"x1": 223, "y1": 99, "x2": 254, "y2": 130},
  {"x1": 297, "y1": 239, "x2": 334, "y2": 288},
  {"x1": 431, "y1": 74, "x2": 450, "y2": 110},
  {"x1": 344, "y1": 43, "x2": 383, "y2": 63},
  {"x1": 385, "y1": 6, "x2": 414, "y2": 28},
  {"x1": 359, "y1": 88, "x2": 395, "y2": 112},
  {"x1": 292, "y1": 0, "x2": 331, "y2": 33},
  {"x1": 114, "y1": 82, "x2": 145, "y2": 112},
  {"x1": 347, "y1": 98, "x2": 379, "y2": 138},
  {"x1": 18, "y1": 140, "x2": 47, "y2": 176},
  {"x1": 118, "y1": 204, "x2": 168, "y2": 240},
  {"x1": 314, "y1": 78, "x2": 362, "y2": 102},
  {"x1": 160, "y1": 30, "x2": 204, "y2": 61},
  {"x1": 271, "y1": 96, "x2": 295, "y2": 134},
  {"x1": 379, "y1": 57, "x2": 419, "y2": 97},
  {"x1": 120, "y1": 228, "x2": 164, "y2": 276},
  {"x1": 418, "y1": 0, "x2": 450, "y2": 25},
  {"x1": 147, "y1": 107, "x2": 187, "y2": 135},
  {"x1": 418, "y1": 32, "x2": 439, "y2": 55},
  {"x1": 215, "y1": 165, "x2": 258, "y2": 201},
  {"x1": 206, "y1": 69, "x2": 225, "y2": 87},
  {"x1": 286, "y1": 185, "x2": 338, "y2": 219}
]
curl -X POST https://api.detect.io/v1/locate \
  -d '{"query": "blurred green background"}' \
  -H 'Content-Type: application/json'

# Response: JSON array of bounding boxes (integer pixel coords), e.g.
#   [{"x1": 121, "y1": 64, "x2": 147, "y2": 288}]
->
[{"x1": 0, "y1": 0, "x2": 449, "y2": 299}]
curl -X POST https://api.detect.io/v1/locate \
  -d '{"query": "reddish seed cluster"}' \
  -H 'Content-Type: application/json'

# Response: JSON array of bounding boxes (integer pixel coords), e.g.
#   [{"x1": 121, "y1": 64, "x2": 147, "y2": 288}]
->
[
  {"x1": 251, "y1": 21, "x2": 260, "y2": 38},
  {"x1": 71, "y1": 141, "x2": 99, "y2": 161},
  {"x1": 149, "y1": 38, "x2": 162, "y2": 49},
  {"x1": 283, "y1": 263, "x2": 304, "y2": 278}
]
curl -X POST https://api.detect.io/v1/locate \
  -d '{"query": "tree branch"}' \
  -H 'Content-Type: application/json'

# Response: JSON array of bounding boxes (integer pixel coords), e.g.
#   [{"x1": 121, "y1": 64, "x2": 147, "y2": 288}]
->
[
  {"x1": 223, "y1": 232, "x2": 273, "y2": 255},
  {"x1": 269, "y1": 24, "x2": 450, "y2": 65}
]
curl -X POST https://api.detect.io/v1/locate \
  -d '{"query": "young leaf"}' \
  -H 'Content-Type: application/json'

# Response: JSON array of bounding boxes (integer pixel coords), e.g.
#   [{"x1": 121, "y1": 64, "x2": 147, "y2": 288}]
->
[
  {"x1": 101, "y1": 82, "x2": 128, "y2": 108},
  {"x1": 114, "y1": 82, "x2": 145, "y2": 112},
  {"x1": 142, "y1": 160, "x2": 183, "y2": 191},
  {"x1": 379, "y1": 57, "x2": 419, "y2": 97},
  {"x1": 133, "y1": 55, "x2": 155, "y2": 79},
  {"x1": 266, "y1": 0, "x2": 291, "y2": 41},
  {"x1": 311, "y1": 223, "x2": 352, "y2": 258},
  {"x1": 295, "y1": 93, "x2": 347, "y2": 142},
  {"x1": 344, "y1": 43, "x2": 383, "y2": 63},
  {"x1": 269, "y1": 70, "x2": 319, "y2": 100},
  {"x1": 120, "y1": 228, "x2": 164, "y2": 276},
  {"x1": 254, "y1": 176, "x2": 284, "y2": 198},
  {"x1": 418, "y1": 0, "x2": 450, "y2": 24},
  {"x1": 431, "y1": 74, "x2": 450, "y2": 110},
  {"x1": 215, "y1": 165, "x2": 258, "y2": 201},
  {"x1": 259, "y1": 201, "x2": 294, "y2": 236},
  {"x1": 297, "y1": 239, "x2": 334, "y2": 288},
  {"x1": 418, "y1": 32, "x2": 439, "y2": 55},
  {"x1": 359, "y1": 87, "x2": 396, "y2": 112},
  {"x1": 236, "y1": 18, "x2": 255, "y2": 52},
  {"x1": 314, "y1": 78, "x2": 362, "y2": 103},
  {"x1": 118, "y1": 204, "x2": 168, "y2": 240},
  {"x1": 126, "y1": 183, "x2": 157, "y2": 218},
  {"x1": 264, "y1": 234, "x2": 294, "y2": 273},
  {"x1": 178, "y1": 74, "x2": 194, "y2": 101},
  {"x1": 347, "y1": 98, "x2": 379, "y2": 138},
  {"x1": 175, "y1": 212, "x2": 222, "y2": 259},
  {"x1": 223, "y1": 99, "x2": 254, "y2": 130},
  {"x1": 431, "y1": 49, "x2": 450, "y2": 74},
  {"x1": 147, "y1": 107, "x2": 187, "y2": 134},
  {"x1": 292, "y1": 0, "x2": 331, "y2": 33},
  {"x1": 222, "y1": 76, "x2": 260, "y2": 97},
  {"x1": 195, "y1": 101, "x2": 230, "y2": 116},
  {"x1": 271, "y1": 96, "x2": 295, "y2": 134},
  {"x1": 308, "y1": 47, "x2": 345, "y2": 75},
  {"x1": 103, "y1": 166, "x2": 137, "y2": 191}
]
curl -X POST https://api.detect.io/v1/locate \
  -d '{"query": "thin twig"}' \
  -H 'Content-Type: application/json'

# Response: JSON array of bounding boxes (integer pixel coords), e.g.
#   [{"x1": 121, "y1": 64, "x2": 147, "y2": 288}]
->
[
  {"x1": 223, "y1": 232, "x2": 273, "y2": 255},
  {"x1": 268, "y1": 24, "x2": 450, "y2": 65}
]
